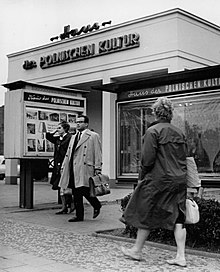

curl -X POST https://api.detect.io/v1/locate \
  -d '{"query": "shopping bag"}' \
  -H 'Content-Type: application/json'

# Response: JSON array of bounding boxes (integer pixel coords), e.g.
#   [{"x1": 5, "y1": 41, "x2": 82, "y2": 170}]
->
[{"x1": 185, "y1": 198, "x2": 200, "y2": 224}]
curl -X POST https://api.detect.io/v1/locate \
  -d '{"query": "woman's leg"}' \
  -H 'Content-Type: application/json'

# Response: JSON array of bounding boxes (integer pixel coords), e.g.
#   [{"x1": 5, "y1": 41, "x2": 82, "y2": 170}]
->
[
  {"x1": 121, "y1": 228, "x2": 150, "y2": 260},
  {"x1": 174, "y1": 223, "x2": 186, "y2": 261},
  {"x1": 167, "y1": 223, "x2": 187, "y2": 266},
  {"x1": 133, "y1": 228, "x2": 150, "y2": 252},
  {"x1": 56, "y1": 195, "x2": 68, "y2": 214}
]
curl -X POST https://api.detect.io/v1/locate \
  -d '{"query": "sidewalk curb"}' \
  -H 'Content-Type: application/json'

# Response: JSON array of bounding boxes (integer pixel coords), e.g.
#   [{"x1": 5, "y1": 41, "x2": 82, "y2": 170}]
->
[
  {"x1": 92, "y1": 229, "x2": 220, "y2": 260},
  {"x1": 3, "y1": 200, "x2": 120, "y2": 213}
]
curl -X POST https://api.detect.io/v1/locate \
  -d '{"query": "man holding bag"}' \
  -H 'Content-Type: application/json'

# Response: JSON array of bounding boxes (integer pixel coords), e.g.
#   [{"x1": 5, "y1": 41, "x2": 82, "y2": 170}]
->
[{"x1": 59, "y1": 115, "x2": 102, "y2": 222}]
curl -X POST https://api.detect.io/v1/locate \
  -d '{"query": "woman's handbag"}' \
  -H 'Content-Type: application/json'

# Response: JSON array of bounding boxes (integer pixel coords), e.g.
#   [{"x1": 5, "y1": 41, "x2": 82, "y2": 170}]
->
[
  {"x1": 185, "y1": 198, "x2": 200, "y2": 224},
  {"x1": 186, "y1": 157, "x2": 201, "y2": 188},
  {"x1": 89, "y1": 174, "x2": 111, "y2": 197}
]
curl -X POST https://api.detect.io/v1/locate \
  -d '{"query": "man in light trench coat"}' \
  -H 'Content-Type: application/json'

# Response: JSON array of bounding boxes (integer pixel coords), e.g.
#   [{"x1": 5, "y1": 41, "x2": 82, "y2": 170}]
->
[{"x1": 59, "y1": 115, "x2": 102, "y2": 222}]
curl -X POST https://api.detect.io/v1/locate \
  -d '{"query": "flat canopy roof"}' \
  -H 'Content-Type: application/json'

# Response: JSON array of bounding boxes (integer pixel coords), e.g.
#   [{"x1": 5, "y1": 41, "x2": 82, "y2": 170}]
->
[
  {"x1": 2, "y1": 80, "x2": 89, "y2": 94},
  {"x1": 93, "y1": 64, "x2": 220, "y2": 93}
]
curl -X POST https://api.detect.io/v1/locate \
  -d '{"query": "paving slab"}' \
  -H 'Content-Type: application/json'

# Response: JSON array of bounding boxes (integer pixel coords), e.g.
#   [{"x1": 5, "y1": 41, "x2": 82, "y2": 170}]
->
[
  {"x1": 0, "y1": 217, "x2": 220, "y2": 272},
  {"x1": 0, "y1": 180, "x2": 220, "y2": 271}
]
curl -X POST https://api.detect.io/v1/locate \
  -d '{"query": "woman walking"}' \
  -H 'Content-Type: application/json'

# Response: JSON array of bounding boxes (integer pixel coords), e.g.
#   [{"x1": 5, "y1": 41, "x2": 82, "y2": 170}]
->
[{"x1": 121, "y1": 97, "x2": 187, "y2": 267}]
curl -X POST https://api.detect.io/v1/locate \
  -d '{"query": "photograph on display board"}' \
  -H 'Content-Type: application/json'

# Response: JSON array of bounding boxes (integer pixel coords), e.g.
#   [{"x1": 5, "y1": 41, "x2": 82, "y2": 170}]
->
[
  {"x1": 46, "y1": 123, "x2": 58, "y2": 133},
  {"x1": 25, "y1": 107, "x2": 78, "y2": 155},
  {"x1": 27, "y1": 123, "x2": 35, "y2": 134},
  {"x1": 38, "y1": 121, "x2": 47, "y2": 139},
  {"x1": 60, "y1": 112, "x2": 67, "y2": 122},
  {"x1": 27, "y1": 139, "x2": 36, "y2": 152},
  {"x1": 37, "y1": 139, "x2": 45, "y2": 152},
  {"x1": 68, "y1": 114, "x2": 76, "y2": 123},
  {"x1": 46, "y1": 140, "x2": 54, "y2": 152},
  {"x1": 39, "y1": 111, "x2": 49, "y2": 120},
  {"x1": 49, "y1": 112, "x2": 59, "y2": 122},
  {"x1": 26, "y1": 110, "x2": 37, "y2": 120}
]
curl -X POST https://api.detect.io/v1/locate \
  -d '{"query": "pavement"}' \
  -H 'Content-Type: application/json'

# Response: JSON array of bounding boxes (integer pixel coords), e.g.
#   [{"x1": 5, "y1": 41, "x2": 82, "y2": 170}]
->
[{"x1": 0, "y1": 179, "x2": 220, "y2": 272}]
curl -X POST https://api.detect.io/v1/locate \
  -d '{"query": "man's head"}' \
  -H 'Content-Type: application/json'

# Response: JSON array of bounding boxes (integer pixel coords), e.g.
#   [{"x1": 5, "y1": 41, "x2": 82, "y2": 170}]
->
[{"x1": 76, "y1": 115, "x2": 89, "y2": 132}]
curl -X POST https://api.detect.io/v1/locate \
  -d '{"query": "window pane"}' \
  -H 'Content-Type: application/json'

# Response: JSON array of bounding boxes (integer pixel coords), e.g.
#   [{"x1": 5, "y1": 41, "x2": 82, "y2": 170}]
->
[
  {"x1": 118, "y1": 102, "x2": 155, "y2": 175},
  {"x1": 118, "y1": 92, "x2": 220, "y2": 177},
  {"x1": 172, "y1": 93, "x2": 220, "y2": 175}
]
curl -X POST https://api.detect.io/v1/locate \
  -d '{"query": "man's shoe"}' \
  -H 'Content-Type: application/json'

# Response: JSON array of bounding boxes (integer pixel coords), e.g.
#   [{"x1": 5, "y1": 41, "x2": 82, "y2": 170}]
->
[
  {"x1": 121, "y1": 246, "x2": 142, "y2": 261},
  {"x1": 93, "y1": 208, "x2": 101, "y2": 219},
  {"x1": 68, "y1": 217, "x2": 83, "y2": 222}
]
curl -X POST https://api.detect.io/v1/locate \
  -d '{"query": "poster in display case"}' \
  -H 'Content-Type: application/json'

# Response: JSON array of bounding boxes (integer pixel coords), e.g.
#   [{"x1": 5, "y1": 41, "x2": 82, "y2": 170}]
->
[{"x1": 25, "y1": 107, "x2": 79, "y2": 156}]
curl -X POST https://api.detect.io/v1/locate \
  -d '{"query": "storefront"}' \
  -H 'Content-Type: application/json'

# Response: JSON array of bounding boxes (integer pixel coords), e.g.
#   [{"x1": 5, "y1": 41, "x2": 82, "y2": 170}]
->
[
  {"x1": 4, "y1": 8, "x2": 220, "y2": 186},
  {"x1": 109, "y1": 65, "x2": 220, "y2": 186}
]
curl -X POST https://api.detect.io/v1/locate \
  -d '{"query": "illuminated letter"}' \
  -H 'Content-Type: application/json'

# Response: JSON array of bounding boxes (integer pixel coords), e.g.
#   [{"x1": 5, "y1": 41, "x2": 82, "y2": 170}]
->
[
  {"x1": 46, "y1": 55, "x2": 53, "y2": 65},
  {"x1": 99, "y1": 40, "x2": 106, "y2": 53},
  {"x1": 40, "y1": 56, "x2": 46, "y2": 68},
  {"x1": 86, "y1": 44, "x2": 95, "y2": 56},
  {"x1": 124, "y1": 35, "x2": 130, "y2": 46},
  {"x1": 75, "y1": 47, "x2": 80, "y2": 57},
  {"x1": 70, "y1": 28, "x2": 78, "y2": 37},
  {"x1": 130, "y1": 33, "x2": 140, "y2": 45},
  {"x1": 69, "y1": 48, "x2": 76, "y2": 59},
  {"x1": 60, "y1": 25, "x2": 70, "y2": 40}
]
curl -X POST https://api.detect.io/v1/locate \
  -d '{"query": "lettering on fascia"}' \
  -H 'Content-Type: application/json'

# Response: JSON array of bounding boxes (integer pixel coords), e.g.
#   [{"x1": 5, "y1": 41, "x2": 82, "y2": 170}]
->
[
  {"x1": 50, "y1": 21, "x2": 112, "y2": 42},
  {"x1": 99, "y1": 33, "x2": 140, "y2": 53},
  {"x1": 121, "y1": 78, "x2": 220, "y2": 100},
  {"x1": 40, "y1": 44, "x2": 96, "y2": 68},
  {"x1": 39, "y1": 33, "x2": 140, "y2": 69},
  {"x1": 23, "y1": 60, "x2": 37, "y2": 70}
]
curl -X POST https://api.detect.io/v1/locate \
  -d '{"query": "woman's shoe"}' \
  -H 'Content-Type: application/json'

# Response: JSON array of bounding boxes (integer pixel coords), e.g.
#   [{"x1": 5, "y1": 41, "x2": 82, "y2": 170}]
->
[
  {"x1": 119, "y1": 216, "x2": 126, "y2": 224},
  {"x1": 166, "y1": 259, "x2": 187, "y2": 267},
  {"x1": 121, "y1": 246, "x2": 141, "y2": 261},
  {"x1": 69, "y1": 202, "x2": 75, "y2": 213},
  {"x1": 56, "y1": 195, "x2": 68, "y2": 214},
  {"x1": 55, "y1": 208, "x2": 68, "y2": 214}
]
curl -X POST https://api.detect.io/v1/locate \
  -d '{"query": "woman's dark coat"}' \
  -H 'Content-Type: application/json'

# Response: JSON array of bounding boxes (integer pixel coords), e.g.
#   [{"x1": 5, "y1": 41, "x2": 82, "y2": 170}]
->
[
  {"x1": 46, "y1": 132, "x2": 72, "y2": 190},
  {"x1": 124, "y1": 121, "x2": 187, "y2": 231}
]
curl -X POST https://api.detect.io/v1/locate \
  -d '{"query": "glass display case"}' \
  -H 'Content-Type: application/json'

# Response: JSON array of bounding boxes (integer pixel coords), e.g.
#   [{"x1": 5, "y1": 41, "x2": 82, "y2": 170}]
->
[{"x1": 117, "y1": 91, "x2": 220, "y2": 181}]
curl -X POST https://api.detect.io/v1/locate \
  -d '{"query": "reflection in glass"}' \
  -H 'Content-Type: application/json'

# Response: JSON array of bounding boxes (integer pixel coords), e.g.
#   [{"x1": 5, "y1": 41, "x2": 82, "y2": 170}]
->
[
  {"x1": 118, "y1": 101, "x2": 155, "y2": 174},
  {"x1": 118, "y1": 92, "x2": 220, "y2": 177},
  {"x1": 172, "y1": 94, "x2": 220, "y2": 175}
]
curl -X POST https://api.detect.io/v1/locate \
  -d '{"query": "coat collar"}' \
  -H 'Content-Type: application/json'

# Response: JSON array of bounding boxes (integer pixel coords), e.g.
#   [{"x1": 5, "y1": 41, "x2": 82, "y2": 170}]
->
[{"x1": 76, "y1": 129, "x2": 91, "y2": 148}]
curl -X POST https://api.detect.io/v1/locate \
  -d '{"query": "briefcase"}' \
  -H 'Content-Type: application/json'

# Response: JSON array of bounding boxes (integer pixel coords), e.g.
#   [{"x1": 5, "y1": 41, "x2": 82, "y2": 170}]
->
[{"x1": 89, "y1": 174, "x2": 111, "y2": 197}]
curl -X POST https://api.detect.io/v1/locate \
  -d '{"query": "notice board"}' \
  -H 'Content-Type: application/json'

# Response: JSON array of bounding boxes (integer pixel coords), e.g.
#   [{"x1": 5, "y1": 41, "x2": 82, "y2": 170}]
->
[{"x1": 3, "y1": 81, "x2": 87, "y2": 159}]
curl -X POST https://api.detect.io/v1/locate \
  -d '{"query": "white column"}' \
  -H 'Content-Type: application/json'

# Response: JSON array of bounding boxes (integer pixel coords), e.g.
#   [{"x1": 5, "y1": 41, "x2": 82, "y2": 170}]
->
[
  {"x1": 102, "y1": 92, "x2": 117, "y2": 184},
  {"x1": 5, "y1": 158, "x2": 19, "y2": 185}
]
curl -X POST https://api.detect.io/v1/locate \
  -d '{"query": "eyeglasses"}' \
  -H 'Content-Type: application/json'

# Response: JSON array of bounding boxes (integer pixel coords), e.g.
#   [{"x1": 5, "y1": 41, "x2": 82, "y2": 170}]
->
[
  {"x1": 76, "y1": 121, "x2": 85, "y2": 124},
  {"x1": 57, "y1": 127, "x2": 62, "y2": 129}
]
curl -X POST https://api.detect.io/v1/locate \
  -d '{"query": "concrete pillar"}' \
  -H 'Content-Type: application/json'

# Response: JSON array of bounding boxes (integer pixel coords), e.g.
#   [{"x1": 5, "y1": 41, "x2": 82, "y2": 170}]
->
[
  {"x1": 102, "y1": 92, "x2": 117, "y2": 186},
  {"x1": 5, "y1": 158, "x2": 19, "y2": 185}
]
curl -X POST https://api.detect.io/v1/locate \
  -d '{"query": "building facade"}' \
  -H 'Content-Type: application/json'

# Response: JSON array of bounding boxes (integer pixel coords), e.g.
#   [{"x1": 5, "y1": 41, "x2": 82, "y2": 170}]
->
[
  {"x1": 4, "y1": 8, "x2": 220, "y2": 185},
  {"x1": 0, "y1": 106, "x2": 4, "y2": 155}
]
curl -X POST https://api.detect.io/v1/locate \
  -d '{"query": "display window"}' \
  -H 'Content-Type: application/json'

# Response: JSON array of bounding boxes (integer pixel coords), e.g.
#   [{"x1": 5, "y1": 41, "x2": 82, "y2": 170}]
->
[{"x1": 117, "y1": 91, "x2": 220, "y2": 180}]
